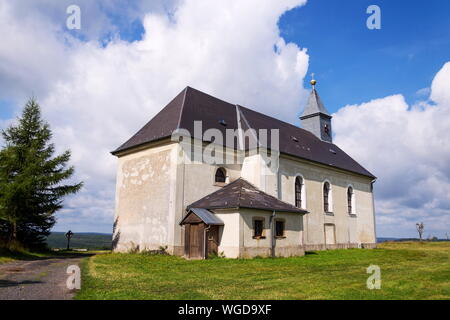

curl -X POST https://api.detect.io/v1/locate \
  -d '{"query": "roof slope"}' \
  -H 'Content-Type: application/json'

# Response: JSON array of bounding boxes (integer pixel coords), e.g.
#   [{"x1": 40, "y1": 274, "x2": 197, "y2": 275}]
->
[
  {"x1": 112, "y1": 86, "x2": 375, "y2": 178},
  {"x1": 301, "y1": 88, "x2": 330, "y2": 118},
  {"x1": 187, "y1": 178, "x2": 307, "y2": 214},
  {"x1": 179, "y1": 208, "x2": 224, "y2": 226}
]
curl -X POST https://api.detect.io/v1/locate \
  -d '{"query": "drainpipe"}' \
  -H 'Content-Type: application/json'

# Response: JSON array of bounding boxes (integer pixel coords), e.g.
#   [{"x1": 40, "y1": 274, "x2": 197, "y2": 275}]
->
[
  {"x1": 270, "y1": 211, "x2": 276, "y2": 258},
  {"x1": 204, "y1": 225, "x2": 211, "y2": 259}
]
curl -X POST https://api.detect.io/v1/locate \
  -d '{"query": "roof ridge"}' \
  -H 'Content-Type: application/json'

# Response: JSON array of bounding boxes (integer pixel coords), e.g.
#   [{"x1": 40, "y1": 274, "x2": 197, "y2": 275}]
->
[
  {"x1": 236, "y1": 178, "x2": 244, "y2": 208},
  {"x1": 177, "y1": 86, "x2": 316, "y2": 137},
  {"x1": 237, "y1": 103, "x2": 321, "y2": 141},
  {"x1": 236, "y1": 105, "x2": 261, "y2": 148},
  {"x1": 176, "y1": 86, "x2": 189, "y2": 130}
]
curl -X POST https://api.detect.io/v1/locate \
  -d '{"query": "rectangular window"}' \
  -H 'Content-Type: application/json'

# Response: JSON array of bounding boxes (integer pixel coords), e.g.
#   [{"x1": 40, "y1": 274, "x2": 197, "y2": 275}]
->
[
  {"x1": 275, "y1": 220, "x2": 285, "y2": 238},
  {"x1": 253, "y1": 219, "x2": 264, "y2": 238}
]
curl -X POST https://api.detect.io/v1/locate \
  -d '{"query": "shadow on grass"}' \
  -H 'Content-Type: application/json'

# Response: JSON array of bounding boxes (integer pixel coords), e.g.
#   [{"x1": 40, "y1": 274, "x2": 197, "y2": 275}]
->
[
  {"x1": 0, "y1": 279, "x2": 43, "y2": 288},
  {"x1": 0, "y1": 248, "x2": 95, "y2": 263}
]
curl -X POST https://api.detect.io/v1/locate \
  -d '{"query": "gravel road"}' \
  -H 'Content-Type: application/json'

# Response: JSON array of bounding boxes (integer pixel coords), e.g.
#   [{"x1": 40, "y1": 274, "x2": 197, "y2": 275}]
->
[{"x1": 0, "y1": 254, "x2": 87, "y2": 300}]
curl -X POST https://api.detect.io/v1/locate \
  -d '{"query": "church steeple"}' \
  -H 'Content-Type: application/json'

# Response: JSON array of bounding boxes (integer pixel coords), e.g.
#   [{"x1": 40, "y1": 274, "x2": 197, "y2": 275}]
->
[{"x1": 300, "y1": 76, "x2": 333, "y2": 143}]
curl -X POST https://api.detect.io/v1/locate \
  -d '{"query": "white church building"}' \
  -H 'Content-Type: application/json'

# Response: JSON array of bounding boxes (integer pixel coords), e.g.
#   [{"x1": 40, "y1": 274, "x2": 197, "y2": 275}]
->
[{"x1": 111, "y1": 82, "x2": 377, "y2": 259}]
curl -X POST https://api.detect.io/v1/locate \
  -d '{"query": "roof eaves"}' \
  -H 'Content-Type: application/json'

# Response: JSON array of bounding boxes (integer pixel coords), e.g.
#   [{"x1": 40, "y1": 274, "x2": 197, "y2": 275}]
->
[
  {"x1": 300, "y1": 112, "x2": 332, "y2": 120},
  {"x1": 240, "y1": 206, "x2": 308, "y2": 214},
  {"x1": 111, "y1": 136, "x2": 173, "y2": 156},
  {"x1": 279, "y1": 150, "x2": 376, "y2": 179}
]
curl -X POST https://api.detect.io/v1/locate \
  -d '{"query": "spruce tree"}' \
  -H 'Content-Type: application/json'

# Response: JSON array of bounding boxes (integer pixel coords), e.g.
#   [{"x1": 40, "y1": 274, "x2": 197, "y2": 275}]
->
[{"x1": 0, "y1": 99, "x2": 82, "y2": 248}]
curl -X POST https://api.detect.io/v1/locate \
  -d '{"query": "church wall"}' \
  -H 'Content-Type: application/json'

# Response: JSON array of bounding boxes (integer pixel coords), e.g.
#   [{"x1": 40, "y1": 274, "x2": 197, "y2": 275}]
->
[
  {"x1": 113, "y1": 142, "x2": 179, "y2": 253},
  {"x1": 241, "y1": 153, "x2": 279, "y2": 198},
  {"x1": 213, "y1": 209, "x2": 241, "y2": 258},
  {"x1": 175, "y1": 145, "x2": 243, "y2": 255},
  {"x1": 278, "y1": 155, "x2": 376, "y2": 249},
  {"x1": 113, "y1": 140, "x2": 376, "y2": 256},
  {"x1": 239, "y1": 208, "x2": 305, "y2": 258}
]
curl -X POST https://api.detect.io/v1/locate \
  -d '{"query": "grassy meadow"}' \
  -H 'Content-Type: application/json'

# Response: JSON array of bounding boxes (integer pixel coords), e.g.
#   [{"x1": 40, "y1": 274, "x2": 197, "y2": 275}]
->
[{"x1": 76, "y1": 241, "x2": 450, "y2": 300}]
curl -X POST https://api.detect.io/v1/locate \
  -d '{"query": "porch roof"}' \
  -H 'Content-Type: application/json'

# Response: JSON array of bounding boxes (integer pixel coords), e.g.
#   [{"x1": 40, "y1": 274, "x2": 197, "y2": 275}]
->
[
  {"x1": 179, "y1": 208, "x2": 225, "y2": 226},
  {"x1": 187, "y1": 178, "x2": 308, "y2": 214}
]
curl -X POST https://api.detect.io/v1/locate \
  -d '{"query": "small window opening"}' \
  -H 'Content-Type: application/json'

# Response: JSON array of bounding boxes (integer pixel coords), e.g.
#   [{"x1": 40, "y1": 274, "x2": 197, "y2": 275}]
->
[
  {"x1": 215, "y1": 167, "x2": 226, "y2": 183},
  {"x1": 254, "y1": 219, "x2": 264, "y2": 238},
  {"x1": 275, "y1": 220, "x2": 285, "y2": 238}
]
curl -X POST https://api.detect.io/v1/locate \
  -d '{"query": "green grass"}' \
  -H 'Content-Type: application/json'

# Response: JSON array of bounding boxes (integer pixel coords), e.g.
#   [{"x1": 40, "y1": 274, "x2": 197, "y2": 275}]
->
[
  {"x1": 0, "y1": 247, "x2": 106, "y2": 265},
  {"x1": 0, "y1": 247, "x2": 52, "y2": 264},
  {"x1": 76, "y1": 242, "x2": 450, "y2": 300}
]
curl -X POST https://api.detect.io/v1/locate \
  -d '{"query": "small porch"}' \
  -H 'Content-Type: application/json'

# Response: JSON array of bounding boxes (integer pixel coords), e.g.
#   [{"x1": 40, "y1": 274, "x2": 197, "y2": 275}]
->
[{"x1": 179, "y1": 208, "x2": 224, "y2": 260}]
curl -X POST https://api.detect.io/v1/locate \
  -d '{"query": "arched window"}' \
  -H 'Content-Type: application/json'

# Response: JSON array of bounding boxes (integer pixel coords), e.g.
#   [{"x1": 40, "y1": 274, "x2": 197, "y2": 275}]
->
[
  {"x1": 215, "y1": 167, "x2": 226, "y2": 183},
  {"x1": 347, "y1": 186, "x2": 354, "y2": 214},
  {"x1": 295, "y1": 176, "x2": 303, "y2": 208},
  {"x1": 323, "y1": 182, "x2": 331, "y2": 212}
]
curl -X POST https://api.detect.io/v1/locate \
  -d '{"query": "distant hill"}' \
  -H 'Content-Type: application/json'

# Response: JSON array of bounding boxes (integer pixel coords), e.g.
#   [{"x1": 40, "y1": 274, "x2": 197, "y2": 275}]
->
[{"x1": 47, "y1": 232, "x2": 112, "y2": 250}]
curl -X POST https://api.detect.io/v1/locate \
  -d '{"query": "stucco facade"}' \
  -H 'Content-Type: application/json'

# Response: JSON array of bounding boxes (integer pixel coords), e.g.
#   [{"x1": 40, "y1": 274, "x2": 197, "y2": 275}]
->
[
  {"x1": 213, "y1": 208, "x2": 305, "y2": 258},
  {"x1": 113, "y1": 138, "x2": 376, "y2": 258},
  {"x1": 278, "y1": 155, "x2": 376, "y2": 250}
]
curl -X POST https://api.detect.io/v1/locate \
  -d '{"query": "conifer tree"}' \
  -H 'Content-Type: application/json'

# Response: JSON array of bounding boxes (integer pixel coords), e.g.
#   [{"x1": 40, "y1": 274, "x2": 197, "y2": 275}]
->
[{"x1": 0, "y1": 99, "x2": 82, "y2": 248}]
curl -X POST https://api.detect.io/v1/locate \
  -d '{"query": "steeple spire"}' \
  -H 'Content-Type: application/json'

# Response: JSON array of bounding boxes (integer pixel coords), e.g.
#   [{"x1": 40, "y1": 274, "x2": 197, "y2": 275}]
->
[{"x1": 300, "y1": 76, "x2": 333, "y2": 143}]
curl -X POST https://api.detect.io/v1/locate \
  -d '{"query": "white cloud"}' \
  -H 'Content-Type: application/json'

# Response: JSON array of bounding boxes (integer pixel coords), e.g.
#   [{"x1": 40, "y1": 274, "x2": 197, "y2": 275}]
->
[
  {"x1": 0, "y1": 0, "x2": 309, "y2": 233},
  {"x1": 0, "y1": 0, "x2": 176, "y2": 103},
  {"x1": 334, "y1": 62, "x2": 450, "y2": 238}
]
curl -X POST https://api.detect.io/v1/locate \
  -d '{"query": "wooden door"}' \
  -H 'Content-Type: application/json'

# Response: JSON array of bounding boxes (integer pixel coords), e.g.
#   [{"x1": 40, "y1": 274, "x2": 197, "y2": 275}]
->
[
  {"x1": 207, "y1": 226, "x2": 220, "y2": 257},
  {"x1": 188, "y1": 223, "x2": 204, "y2": 259}
]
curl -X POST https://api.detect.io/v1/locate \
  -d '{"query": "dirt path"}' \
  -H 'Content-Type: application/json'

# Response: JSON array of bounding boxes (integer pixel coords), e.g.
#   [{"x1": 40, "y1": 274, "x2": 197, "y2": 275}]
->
[{"x1": 0, "y1": 254, "x2": 87, "y2": 300}]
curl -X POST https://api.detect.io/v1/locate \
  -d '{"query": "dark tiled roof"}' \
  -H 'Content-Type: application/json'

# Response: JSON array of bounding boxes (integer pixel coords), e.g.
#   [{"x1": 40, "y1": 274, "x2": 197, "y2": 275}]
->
[
  {"x1": 112, "y1": 86, "x2": 375, "y2": 178},
  {"x1": 187, "y1": 178, "x2": 308, "y2": 214}
]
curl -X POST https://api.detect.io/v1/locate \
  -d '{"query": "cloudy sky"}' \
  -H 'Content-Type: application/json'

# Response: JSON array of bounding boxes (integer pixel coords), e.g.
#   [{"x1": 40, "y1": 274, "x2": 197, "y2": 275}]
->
[{"x1": 0, "y1": 0, "x2": 449, "y2": 238}]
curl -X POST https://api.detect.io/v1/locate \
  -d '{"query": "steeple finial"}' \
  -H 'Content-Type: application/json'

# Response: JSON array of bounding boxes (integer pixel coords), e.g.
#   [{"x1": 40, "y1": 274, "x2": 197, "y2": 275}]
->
[{"x1": 310, "y1": 73, "x2": 317, "y2": 88}]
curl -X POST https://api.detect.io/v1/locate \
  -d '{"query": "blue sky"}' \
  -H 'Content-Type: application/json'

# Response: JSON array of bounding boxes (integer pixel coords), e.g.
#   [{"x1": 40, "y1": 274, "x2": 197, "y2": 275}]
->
[{"x1": 279, "y1": 0, "x2": 450, "y2": 113}]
